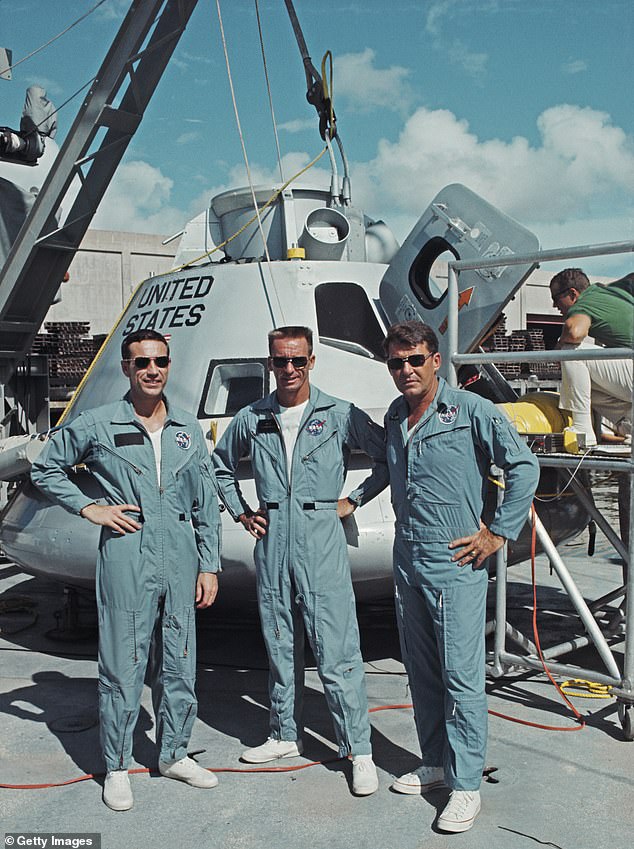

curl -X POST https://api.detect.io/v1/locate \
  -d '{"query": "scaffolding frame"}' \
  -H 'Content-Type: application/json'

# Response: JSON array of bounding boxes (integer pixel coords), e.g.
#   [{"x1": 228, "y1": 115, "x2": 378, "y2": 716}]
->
[{"x1": 446, "y1": 239, "x2": 634, "y2": 737}]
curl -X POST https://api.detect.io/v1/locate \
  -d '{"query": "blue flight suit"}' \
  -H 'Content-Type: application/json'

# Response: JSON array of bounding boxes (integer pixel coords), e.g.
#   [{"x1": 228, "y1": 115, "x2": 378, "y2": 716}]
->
[
  {"x1": 213, "y1": 386, "x2": 388, "y2": 756},
  {"x1": 30, "y1": 394, "x2": 221, "y2": 771},
  {"x1": 384, "y1": 378, "x2": 539, "y2": 789}
]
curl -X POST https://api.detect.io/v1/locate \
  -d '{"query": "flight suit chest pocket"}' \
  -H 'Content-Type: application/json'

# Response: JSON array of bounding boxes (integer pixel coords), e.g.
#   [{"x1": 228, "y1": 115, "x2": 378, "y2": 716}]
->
[
  {"x1": 250, "y1": 432, "x2": 286, "y2": 498},
  {"x1": 300, "y1": 430, "x2": 341, "y2": 499},
  {"x1": 171, "y1": 450, "x2": 199, "y2": 502},
  {"x1": 93, "y1": 440, "x2": 144, "y2": 479},
  {"x1": 411, "y1": 424, "x2": 472, "y2": 503}
]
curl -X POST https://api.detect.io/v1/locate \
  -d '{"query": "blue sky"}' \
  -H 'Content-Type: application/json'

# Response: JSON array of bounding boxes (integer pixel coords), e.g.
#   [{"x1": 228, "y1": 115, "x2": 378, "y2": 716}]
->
[{"x1": 1, "y1": 0, "x2": 633, "y2": 277}]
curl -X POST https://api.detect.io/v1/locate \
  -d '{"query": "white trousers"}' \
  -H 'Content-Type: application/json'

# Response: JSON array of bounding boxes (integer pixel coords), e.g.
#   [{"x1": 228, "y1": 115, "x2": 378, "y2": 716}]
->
[{"x1": 559, "y1": 340, "x2": 632, "y2": 441}]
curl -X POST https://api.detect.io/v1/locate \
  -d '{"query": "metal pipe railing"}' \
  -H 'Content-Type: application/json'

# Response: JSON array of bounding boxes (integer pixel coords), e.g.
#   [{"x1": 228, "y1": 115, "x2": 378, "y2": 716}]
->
[{"x1": 447, "y1": 239, "x2": 634, "y2": 718}]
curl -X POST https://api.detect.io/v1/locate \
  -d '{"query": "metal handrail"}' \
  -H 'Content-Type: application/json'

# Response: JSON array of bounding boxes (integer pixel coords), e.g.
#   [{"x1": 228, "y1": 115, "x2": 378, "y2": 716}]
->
[
  {"x1": 446, "y1": 238, "x2": 634, "y2": 705},
  {"x1": 446, "y1": 237, "x2": 634, "y2": 388}
]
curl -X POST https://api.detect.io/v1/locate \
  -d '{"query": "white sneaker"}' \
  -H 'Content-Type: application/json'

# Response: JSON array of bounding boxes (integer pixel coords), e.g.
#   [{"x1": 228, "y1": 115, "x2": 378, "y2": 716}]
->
[
  {"x1": 351, "y1": 755, "x2": 379, "y2": 796},
  {"x1": 241, "y1": 737, "x2": 303, "y2": 764},
  {"x1": 158, "y1": 756, "x2": 218, "y2": 788},
  {"x1": 437, "y1": 789, "x2": 481, "y2": 833},
  {"x1": 103, "y1": 770, "x2": 133, "y2": 811},
  {"x1": 391, "y1": 764, "x2": 446, "y2": 794}
]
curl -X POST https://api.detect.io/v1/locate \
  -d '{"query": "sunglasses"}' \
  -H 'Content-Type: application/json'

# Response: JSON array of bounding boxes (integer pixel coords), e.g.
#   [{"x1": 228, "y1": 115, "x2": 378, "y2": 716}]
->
[
  {"x1": 551, "y1": 288, "x2": 571, "y2": 305},
  {"x1": 124, "y1": 356, "x2": 170, "y2": 369},
  {"x1": 270, "y1": 356, "x2": 309, "y2": 369},
  {"x1": 386, "y1": 352, "x2": 434, "y2": 371}
]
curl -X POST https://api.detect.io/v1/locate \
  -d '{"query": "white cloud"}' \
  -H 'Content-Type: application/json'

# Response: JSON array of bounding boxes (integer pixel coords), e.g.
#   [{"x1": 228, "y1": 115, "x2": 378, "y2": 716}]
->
[
  {"x1": 426, "y1": 0, "x2": 458, "y2": 37},
  {"x1": 351, "y1": 103, "x2": 634, "y2": 229},
  {"x1": 90, "y1": 104, "x2": 634, "y2": 278},
  {"x1": 95, "y1": 0, "x2": 129, "y2": 22},
  {"x1": 562, "y1": 59, "x2": 587, "y2": 75},
  {"x1": 448, "y1": 39, "x2": 488, "y2": 77},
  {"x1": 334, "y1": 49, "x2": 415, "y2": 115},
  {"x1": 185, "y1": 151, "x2": 331, "y2": 218},
  {"x1": 278, "y1": 119, "x2": 315, "y2": 134},
  {"x1": 92, "y1": 160, "x2": 185, "y2": 235},
  {"x1": 176, "y1": 131, "x2": 202, "y2": 145},
  {"x1": 24, "y1": 75, "x2": 64, "y2": 97},
  {"x1": 537, "y1": 214, "x2": 634, "y2": 279},
  {"x1": 425, "y1": 0, "x2": 489, "y2": 79}
]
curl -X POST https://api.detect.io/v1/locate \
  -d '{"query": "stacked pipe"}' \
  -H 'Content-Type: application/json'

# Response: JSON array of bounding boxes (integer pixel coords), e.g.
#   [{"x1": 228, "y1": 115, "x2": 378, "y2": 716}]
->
[{"x1": 31, "y1": 322, "x2": 96, "y2": 400}]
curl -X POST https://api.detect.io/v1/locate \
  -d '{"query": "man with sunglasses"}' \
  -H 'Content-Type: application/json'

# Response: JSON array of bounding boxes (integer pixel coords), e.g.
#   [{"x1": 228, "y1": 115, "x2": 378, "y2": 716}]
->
[
  {"x1": 31, "y1": 329, "x2": 221, "y2": 811},
  {"x1": 380, "y1": 321, "x2": 538, "y2": 833},
  {"x1": 213, "y1": 326, "x2": 388, "y2": 795},
  {"x1": 549, "y1": 268, "x2": 633, "y2": 449}
]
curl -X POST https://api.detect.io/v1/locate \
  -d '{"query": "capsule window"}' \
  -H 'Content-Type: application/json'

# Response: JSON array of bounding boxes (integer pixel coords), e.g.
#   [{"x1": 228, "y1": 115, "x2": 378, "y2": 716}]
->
[
  {"x1": 409, "y1": 237, "x2": 458, "y2": 310},
  {"x1": 199, "y1": 359, "x2": 269, "y2": 418},
  {"x1": 315, "y1": 281, "x2": 385, "y2": 360}
]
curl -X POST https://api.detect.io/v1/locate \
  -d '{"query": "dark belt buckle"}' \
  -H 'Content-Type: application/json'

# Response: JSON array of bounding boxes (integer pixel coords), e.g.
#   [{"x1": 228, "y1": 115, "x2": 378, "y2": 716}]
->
[{"x1": 302, "y1": 502, "x2": 315, "y2": 510}]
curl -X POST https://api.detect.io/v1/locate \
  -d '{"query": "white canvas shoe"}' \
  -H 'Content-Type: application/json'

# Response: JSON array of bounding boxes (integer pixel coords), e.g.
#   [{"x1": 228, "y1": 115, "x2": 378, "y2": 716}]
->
[
  {"x1": 390, "y1": 765, "x2": 446, "y2": 794},
  {"x1": 158, "y1": 756, "x2": 218, "y2": 788},
  {"x1": 351, "y1": 755, "x2": 379, "y2": 796},
  {"x1": 241, "y1": 737, "x2": 303, "y2": 764},
  {"x1": 103, "y1": 770, "x2": 133, "y2": 811},
  {"x1": 437, "y1": 790, "x2": 481, "y2": 833}
]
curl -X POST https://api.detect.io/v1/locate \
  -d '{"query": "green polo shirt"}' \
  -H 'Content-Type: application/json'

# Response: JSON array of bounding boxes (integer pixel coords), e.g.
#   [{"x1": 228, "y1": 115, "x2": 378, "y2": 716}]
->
[{"x1": 568, "y1": 275, "x2": 633, "y2": 348}]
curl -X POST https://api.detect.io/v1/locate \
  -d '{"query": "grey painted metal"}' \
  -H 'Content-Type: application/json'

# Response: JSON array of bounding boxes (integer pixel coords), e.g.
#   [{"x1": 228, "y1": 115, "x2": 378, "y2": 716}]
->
[
  {"x1": 0, "y1": 0, "x2": 198, "y2": 384},
  {"x1": 624, "y1": 444, "x2": 634, "y2": 694},
  {"x1": 567, "y1": 473, "x2": 629, "y2": 563},
  {"x1": 534, "y1": 455, "x2": 633, "y2": 473},
  {"x1": 489, "y1": 474, "x2": 508, "y2": 677},
  {"x1": 492, "y1": 508, "x2": 622, "y2": 681},
  {"x1": 454, "y1": 347, "x2": 634, "y2": 364},
  {"x1": 535, "y1": 506, "x2": 621, "y2": 678},
  {"x1": 496, "y1": 652, "x2": 621, "y2": 688},
  {"x1": 447, "y1": 242, "x2": 634, "y2": 716},
  {"x1": 447, "y1": 264, "x2": 458, "y2": 386},
  {"x1": 379, "y1": 184, "x2": 539, "y2": 375},
  {"x1": 451, "y1": 238, "x2": 634, "y2": 271}
]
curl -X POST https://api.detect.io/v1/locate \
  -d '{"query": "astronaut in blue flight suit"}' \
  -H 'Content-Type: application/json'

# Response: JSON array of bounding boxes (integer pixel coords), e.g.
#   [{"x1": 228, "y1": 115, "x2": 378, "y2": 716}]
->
[
  {"x1": 378, "y1": 321, "x2": 538, "y2": 832},
  {"x1": 212, "y1": 326, "x2": 388, "y2": 796},
  {"x1": 31, "y1": 329, "x2": 221, "y2": 812}
]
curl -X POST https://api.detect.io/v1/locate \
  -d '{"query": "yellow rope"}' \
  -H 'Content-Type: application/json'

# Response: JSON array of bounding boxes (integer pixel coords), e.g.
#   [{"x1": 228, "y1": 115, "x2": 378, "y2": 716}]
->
[
  {"x1": 560, "y1": 679, "x2": 613, "y2": 699},
  {"x1": 320, "y1": 50, "x2": 335, "y2": 139},
  {"x1": 171, "y1": 145, "x2": 329, "y2": 273}
]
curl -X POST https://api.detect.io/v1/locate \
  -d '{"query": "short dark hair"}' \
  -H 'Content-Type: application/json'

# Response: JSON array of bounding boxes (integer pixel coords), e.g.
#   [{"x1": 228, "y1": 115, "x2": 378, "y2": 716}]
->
[
  {"x1": 121, "y1": 329, "x2": 170, "y2": 360},
  {"x1": 383, "y1": 321, "x2": 439, "y2": 356},
  {"x1": 268, "y1": 326, "x2": 313, "y2": 355},
  {"x1": 550, "y1": 268, "x2": 590, "y2": 295}
]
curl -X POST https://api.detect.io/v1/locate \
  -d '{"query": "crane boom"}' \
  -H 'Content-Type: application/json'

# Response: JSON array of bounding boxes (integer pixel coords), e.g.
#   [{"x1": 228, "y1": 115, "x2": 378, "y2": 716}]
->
[{"x1": 0, "y1": 0, "x2": 198, "y2": 386}]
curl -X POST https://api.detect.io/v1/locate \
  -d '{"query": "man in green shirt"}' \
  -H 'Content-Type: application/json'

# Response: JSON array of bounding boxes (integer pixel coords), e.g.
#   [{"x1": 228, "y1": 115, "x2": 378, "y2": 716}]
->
[{"x1": 549, "y1": 268, "x2": 633, "y2": 446}]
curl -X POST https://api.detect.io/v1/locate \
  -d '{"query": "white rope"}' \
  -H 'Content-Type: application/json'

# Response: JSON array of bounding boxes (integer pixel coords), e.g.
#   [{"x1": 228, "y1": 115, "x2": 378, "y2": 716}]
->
[
  {"x1": 215, "y1": 0, "x2": 286, "y2": 325},
  {"x1": 0, "y1": 0, "x2": 110, "y2": 76},
  {"x1": 255, "y1": 0, "x2": 284, "y2": 183}
]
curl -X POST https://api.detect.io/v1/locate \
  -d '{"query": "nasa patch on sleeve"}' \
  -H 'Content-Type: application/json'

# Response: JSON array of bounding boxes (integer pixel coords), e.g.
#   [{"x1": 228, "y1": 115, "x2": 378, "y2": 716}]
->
[{"x1": 175, "y1": 430, "x2": 192, "y2": 450}]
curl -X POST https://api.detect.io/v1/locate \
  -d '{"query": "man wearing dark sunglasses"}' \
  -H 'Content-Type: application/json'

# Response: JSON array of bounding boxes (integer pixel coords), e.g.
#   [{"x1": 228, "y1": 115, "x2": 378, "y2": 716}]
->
[
  {"x1": 31, "y1": 329, "x2": 221, "y2": 811},
  {"x1": 381, "y1": 321, "x2": 538, "y2": 833},
  {"x1": 213, "y1": 325, "x2": 388, "y2": 796},
  {"x1": 549, "y1": 268, "x2": 633, "y2": 450}
]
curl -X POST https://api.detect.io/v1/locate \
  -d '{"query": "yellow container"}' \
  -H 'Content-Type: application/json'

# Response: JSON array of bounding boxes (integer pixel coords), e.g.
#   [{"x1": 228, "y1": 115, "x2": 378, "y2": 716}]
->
[{"x1": 499, "y1": 392, "x2": 572, "y2": 435}]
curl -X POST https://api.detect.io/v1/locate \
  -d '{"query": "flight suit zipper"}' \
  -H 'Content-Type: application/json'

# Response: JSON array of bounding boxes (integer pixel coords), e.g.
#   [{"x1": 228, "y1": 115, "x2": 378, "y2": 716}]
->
[
  {"x1": 118, "y1": 711, "x2": 134, "y2": 769},
  {"x1": 95, "y1": 441, "x2": 143, "y2": 475},
  {"x1": 301, "y1": 430, "x2": 337, "y2": 462},
  {"x1": 250, "y1": 429, "x2": 282, "y2": 468},
  {"x1": 268, "y1": 412, "x2": 292, "y2": 603}
]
